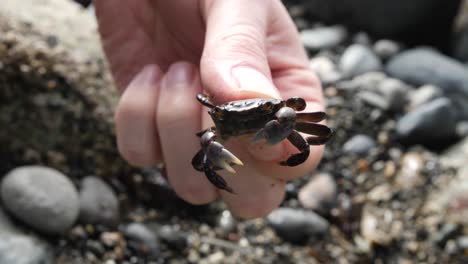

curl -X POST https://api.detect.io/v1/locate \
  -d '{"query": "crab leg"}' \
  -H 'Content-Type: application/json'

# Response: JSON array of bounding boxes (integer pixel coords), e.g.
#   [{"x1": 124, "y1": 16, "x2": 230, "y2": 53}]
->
[
  {"x1": 204, "y1": 166, "x2": 235, "y2": 194},
  {"x1": 296, "y1": 112, "x2": 327, "y2": 123},
  {"x1": 280, "y1": 130, "x2": 311, "y2": 166},
  {"x1": 295, "y1": 122, "x2": 333, "y2": 137}
]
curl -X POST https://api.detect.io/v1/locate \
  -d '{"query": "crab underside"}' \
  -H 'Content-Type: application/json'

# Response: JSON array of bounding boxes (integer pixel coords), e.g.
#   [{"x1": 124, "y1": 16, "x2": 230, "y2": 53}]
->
[{"x1": 192, "y1": 93, "x2": 333, "y2": 193}]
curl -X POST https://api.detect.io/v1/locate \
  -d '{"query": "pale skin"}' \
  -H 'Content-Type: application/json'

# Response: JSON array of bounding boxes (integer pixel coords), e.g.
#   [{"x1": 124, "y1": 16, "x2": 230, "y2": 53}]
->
[{"x1": 95, "y1": 0, "x2": 325, "y2": 219}]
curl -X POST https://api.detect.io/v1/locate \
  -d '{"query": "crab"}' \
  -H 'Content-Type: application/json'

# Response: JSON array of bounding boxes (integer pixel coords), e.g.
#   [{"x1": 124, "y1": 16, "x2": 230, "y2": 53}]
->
[{"x1": 192, "y1": 93, "x2": 333, "y2": 193}]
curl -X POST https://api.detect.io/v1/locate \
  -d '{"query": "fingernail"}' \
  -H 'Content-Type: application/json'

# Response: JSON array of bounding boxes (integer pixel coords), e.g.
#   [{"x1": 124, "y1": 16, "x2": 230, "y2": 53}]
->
[
  {"x1": 166, "y1": 62, "x2": 195, "y2": 87},
  {"x1": 231, "y1": 66, "x2": 281, "y2": 98}
]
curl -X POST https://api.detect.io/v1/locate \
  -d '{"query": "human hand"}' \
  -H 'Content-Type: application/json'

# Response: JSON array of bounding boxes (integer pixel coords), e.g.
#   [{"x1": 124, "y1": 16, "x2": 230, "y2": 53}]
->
[{"x1": 95, "y1": 0, "x2": 325, "y2": 219}]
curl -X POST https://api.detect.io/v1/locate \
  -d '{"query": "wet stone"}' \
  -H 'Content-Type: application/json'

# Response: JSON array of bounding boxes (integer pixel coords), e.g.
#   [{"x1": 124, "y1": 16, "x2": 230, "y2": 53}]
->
[
  {"x1": 218, "y1": 210, "x2": 237, "y2": 234},
  {"x1": 339, "y1": 44, "x2": 383, "y2": 78},
  {"x1": 301, "y1": 25, "x2": 347, "y2": 50},
  {"x1": 395, "y1": 152, "x2": 425, "y2": 189},
  {"x1": 79, "y1": 176, "x2": 119, "y2": 227},
  {"x1": 386, "y1": 47, "x2": 468, "y2": 97},
  {"x1": 0, "y1": 166, "x2": 79, "y2": 235},
  {"x1": 123, "y1": 223, "x2": 160, "y2": 255},
  {"x1": 157, "y1": 225, "x2": 188, "y2": 251},
  {"x1": 0, "y1": 234, "x2": 53, "y2": 264},
  {"x1": 267, "y1": 208, "x2": 329, "y2": 244},
  {"x1": 373, "y1": 39, "x2": 401, "y2": 60},
  {"x1": 309, "y1": 56, "x2": 342, "y2": 84},
  {"x1": 343, "y1": 134, "x2": 376, "y2": 155},
  {"x1": 298, "y1": 173, "x2": 336, "y2": 211},
  {"x1": 396, "y1": 97, "x2": 458, "y2": 147},
  {"x1": 377, "y1": 78, "x2": 409, "y2": 111},
  {"x1": 409, "y1": 84, "x2": 443, "y2": 110}
]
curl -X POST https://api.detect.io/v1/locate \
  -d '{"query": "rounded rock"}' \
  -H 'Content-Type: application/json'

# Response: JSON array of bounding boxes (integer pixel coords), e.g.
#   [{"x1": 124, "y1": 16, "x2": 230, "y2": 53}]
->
[
  {"x1": 343, "y1": 134, "x2": 376, "y2": 155},
  {"x1": 298, "y1": 173, "x2": 336, "y2": 211},
  {"x1": 0, "y1": 234, "x2": 53, "y2": 264},
  {"x1": 301, "y1": 25, "x2": 347, "y2": 50},
  {"x1": 386, "y1": 47, "x2": 468, "y2": 97},
  {"x1": 339, "y1": 44, "x2": 383, "y2": 78},
  {"x1": 396, "y1": 97, "x2": 458, "y2": 147},
  {"x1": 1, "y1": 166, "x2": 79, "y2": 235},
  {"x1": 267, "y1": 208, "x2": 329, "y2": 244},
  {"x1": 79, "y1": 176, "x2": 119, "y2": 227},
  {"x1": 124, "y1": 223, "x2": 159, "y2": 255},
  {"x1": 373, "y1": 39, "x2": 400, "y2": 60}
]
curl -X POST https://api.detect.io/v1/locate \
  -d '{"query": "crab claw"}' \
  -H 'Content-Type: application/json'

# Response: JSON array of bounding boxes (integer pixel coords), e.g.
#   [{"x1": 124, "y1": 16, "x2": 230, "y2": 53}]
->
[
  {"x1": 206, "y1": 141, "x2": 243, "y2": 174},
  {"x1": 252, "y1": 119, "x2": 293, "y2": 146}
]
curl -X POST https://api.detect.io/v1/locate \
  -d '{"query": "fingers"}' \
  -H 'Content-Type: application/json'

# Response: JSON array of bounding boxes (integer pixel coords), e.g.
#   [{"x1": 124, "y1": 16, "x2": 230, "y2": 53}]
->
[
  {"x1": 200, "y1": 0, "x2": 281, "y2": 101},
  {"x1": 157, "y1": 62, "x2": 218, "y2": 204},
  {"x1": 115, "y1": 65, "x2": 163, "y2": 166}
]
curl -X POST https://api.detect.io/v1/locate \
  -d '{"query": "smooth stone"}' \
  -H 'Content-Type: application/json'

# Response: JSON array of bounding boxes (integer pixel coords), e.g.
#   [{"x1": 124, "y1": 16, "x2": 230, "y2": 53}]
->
[
  {"x1": 377, "y1": 78, "x2": 409, "y2": 111},
  {"x1": 309, "y1": 56, "x2": 342, "y2": 84},
  {"x1": 0, "y1": 208, "x2": 53, "y2": 264},
  {"x1": 79, "y1": 176, "x2": 119, "y2": 227},
  {"x1": 409, "y1": 84, "x2": 443, "y2": 110},
  {"x1": 0, "y1": 234, "x2": 53, "y2": 264},
  {"x1": 1, "y1": 166, "x2": 79, "y2": 235},
  {"x1": 301, "y1": 25, "x2": 347, "y2": 50},
  {"x1": 457, "y1": 236, "x2": 468, "y2": 250},
  {"x1": 343, "y1": 134, "x2": 376, "y2": 155},
  {"x1": 386, "y1": 47, "x2": 468, "y2": 97},
  {"x1": 396, "y1": 97, "x2": 458, "y2": 147},
  {"x1": 456, "y1": 122, "x2": 468, "y2": 137},
  {"x1": 157, "y1": 225, "x2": 187, "y2": 251},
  {"x1": 298, "y1": 173, "x2": 336, "y2": 211},
  {"x1": 373, "y1": 39, "x2": 401, "y2": 60},
  {"x1": 441, "y1": 136, "x2": 468, "y2": 169},
  {"x1": 123, "y1": 223, "x2": 159, "y2": 255},
  {"x1": 218, "y1": 210, "x2": 237, "y2": 233},
  {"x1": 395, "y1": 152, "x2": 425, "y2": 189},
  {"x1": 339, "y1": 44, "x2": 382, "y2": 78},
  {"x1": 267, "y1": 208, "x2": 329, "y2": 244},
  {"x1": 337, "y1": 72, "x2": 387, "y2": 91},
  {"x1": 357, "y1": 91, "x2": 390, "y2": 110}
]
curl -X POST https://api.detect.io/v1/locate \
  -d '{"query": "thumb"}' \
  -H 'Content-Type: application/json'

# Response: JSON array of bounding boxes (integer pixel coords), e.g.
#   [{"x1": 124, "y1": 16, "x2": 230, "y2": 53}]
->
[{"x1": 200, "y1": 0, "x2": 280, "y2": 103}]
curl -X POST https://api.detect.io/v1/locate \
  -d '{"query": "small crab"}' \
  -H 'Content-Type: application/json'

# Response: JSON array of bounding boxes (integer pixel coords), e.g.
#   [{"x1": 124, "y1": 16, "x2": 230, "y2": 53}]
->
[{"x1": 192, "y1": 93, "x2": 333, "y2": 193}]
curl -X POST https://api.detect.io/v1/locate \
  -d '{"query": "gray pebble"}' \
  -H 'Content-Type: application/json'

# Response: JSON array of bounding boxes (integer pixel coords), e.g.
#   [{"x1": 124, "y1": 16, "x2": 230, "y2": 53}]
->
[
  {"x1": 377, "y1": 78, "x2": 409, "y2": 111},
  {"x1": 301, "y1": 25, "x2": 347, "y2": 50},
  {"x1": 298, "y1": 173, "x2": 336, "y2": 211},
  {"x1": 343, "y1": 134, "x2": 376, "y2": 155},
  {"x1": 357, "y1": 91, "x2": 390, "y2": 110},
  {"x1": 157, "y1": 225, "x2": 188, "y2": 251},
  {"x1": 339, "y1": 44, "x2": 382, "y2": 78},
  {"x1": 124, "y1": 223, "x2": 159, "y2": 254},
  {"x1": 0, "y1": 234, "x2": 53, "y2": 264},
  {"x1": 309, "y1": 56, "x2": 342, "y2": 84},
  {"x1": 409, "y1": 85, "x2": 443, "y2": 110},
  {"x1": 386, "y1": 47, "x2": 468, "y2": 97},
  {"x1": 1, "y1": 166, "x2": 79, "y2": 235},
  {"x1": 373, "y1": 39, "x2": 400, "y2": 60},
  {"x1": 267, "y1": 208, "x2": 329, "y2": 243},
  {"x1": 0, "y1": 208, "x2": 53, "y2": 264},
  {"x1": 396, "y1": 97, "x2": 458, "y2": 147},
  {"x1": 79, "y1": 176, "x2": 119, "y2": 227},
  {"x1": 457, "y1": 236, "x2": 468, "y2": 250},
  {"x1": 218, "y1": 210, "x2": 237, "y2": 233}
]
